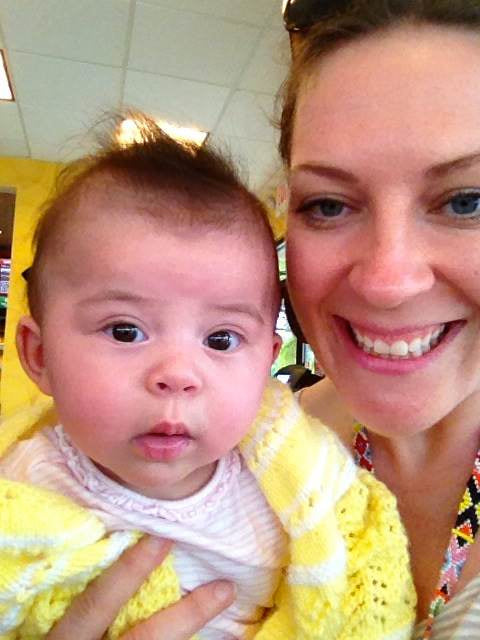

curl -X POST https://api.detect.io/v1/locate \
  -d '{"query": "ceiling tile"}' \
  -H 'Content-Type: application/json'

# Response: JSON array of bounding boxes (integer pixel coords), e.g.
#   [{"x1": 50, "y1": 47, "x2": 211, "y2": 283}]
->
[
  {"x1": 129, "y1": 4, "x2": 260, "y2": 85},
  {"x1": 271, "y1": 3, "x2": 286, "y2": 32},
  {"x1": 214, "y1": 90, "x2": 278, "y2": 143},
  {"x1": 139, "y1": 0, "x2": 277, "y2": 26},
  {"x1": 21, "y1": 104, "x2": 100, "y2": 162},
  {"x1": 0, "y1": 102, "x2": 25, "y2": 140},
  {"x1": 211, "y1": 134, "x2": 280, "y2": 190},
  {"x1": 10, "y1": 52, "x2": 122, "y2": 114},
  {"x1": 239, "y1": 28, "x2": 289, "y2": 94},
  {"x1": 27, "y1": 141, "x2": 87, "y2": 163},
  {"x1": 124, "y1": 71, "x2": 229, "y2": 131},
  {"x1": 0, "y1": 137, "x2": 30, "y2": 158},
  {"x1": 0, "y1": 0, "x2": 130, "y2": 66}
]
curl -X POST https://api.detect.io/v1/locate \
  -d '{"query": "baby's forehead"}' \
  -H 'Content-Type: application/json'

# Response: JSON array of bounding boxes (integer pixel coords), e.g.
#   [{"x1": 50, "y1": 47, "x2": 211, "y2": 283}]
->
[
  {"x1": 68, "y1": 173, "x2": 256, "y2": 231},
  {"x1": 48, "y1": 181, "x2": 269, "y2": 263}
]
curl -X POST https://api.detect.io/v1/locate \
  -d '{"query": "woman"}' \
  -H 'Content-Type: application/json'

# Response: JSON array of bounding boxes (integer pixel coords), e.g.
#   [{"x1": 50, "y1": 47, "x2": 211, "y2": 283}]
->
[{"x1": 47, "y1": 1, "x2": 480, "y2": 637}]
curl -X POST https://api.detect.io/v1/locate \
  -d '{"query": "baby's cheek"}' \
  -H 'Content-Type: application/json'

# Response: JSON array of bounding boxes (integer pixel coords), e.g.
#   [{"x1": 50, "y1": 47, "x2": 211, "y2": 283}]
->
[{"x1": 216, "y1": 384, "x2": 265, "y2": 446}]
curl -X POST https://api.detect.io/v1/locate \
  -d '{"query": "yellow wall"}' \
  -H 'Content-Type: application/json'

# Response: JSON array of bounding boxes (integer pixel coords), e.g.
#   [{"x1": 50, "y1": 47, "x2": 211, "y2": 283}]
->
[{"x1": 0, "y1": 157, "x2": 60, "y2": 416}]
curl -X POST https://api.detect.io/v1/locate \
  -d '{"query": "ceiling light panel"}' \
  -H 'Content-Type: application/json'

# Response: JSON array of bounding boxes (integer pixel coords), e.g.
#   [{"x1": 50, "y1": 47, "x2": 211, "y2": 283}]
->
[{"x1": 0, "y1": 51, "x2": 14, "y2": 101}]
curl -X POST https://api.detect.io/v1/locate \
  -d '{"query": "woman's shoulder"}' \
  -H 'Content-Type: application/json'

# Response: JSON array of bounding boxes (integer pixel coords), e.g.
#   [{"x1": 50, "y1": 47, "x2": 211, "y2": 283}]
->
[{"x1": 297, "y1": 378, "x2": 355, "y2": 449}]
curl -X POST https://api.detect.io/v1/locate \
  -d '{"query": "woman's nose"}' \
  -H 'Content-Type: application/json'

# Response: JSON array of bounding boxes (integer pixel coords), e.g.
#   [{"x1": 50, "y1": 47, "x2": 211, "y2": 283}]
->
[
  {"x1": 347, "y1": 220, "x2": 435, "y2": 309},
  {"x1": 145, "y1": 353, "x2": 202, "y2": 395}
]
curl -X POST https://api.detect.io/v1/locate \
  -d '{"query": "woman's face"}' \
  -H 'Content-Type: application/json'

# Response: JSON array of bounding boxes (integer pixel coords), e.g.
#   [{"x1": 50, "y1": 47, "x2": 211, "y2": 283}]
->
[{"x1": 287, "y1": 24, "x2": 480, "y2": 435}]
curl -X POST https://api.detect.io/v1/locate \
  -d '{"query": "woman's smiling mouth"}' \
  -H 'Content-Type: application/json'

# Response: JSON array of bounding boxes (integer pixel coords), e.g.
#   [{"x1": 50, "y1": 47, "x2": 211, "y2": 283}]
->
[
  {"x1": 332, "y1": 317, "x2": 466, "y2": 372},
  {"x1": 349, "y1": 322, "x2": 449, "y2": 358}
]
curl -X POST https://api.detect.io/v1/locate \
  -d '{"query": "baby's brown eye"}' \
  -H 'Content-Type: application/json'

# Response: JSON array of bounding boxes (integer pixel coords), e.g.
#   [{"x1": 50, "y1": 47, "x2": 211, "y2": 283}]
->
[
  {"x1": 107, "y1": 324, "x2": 146, "y2": 343},
  {"x1": 205, "y1": 330, "x2": 241, "y2": 351}
]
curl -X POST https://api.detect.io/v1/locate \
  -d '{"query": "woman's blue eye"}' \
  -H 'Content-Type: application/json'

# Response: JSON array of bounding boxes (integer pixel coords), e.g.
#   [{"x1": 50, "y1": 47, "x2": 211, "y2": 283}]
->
[
  {"x1": 205, "y1": 330, "x2": 241, "y2": 351},
  {"x1": 316, "y1": 198, "x2": 346, "y2": 217},
  {"x1": 299, "y1": 198, "x2": 347, "y2": 221},
  {"x1": 446, "y1": 192, "x2": 480, "y2": 218},
  {"x1": 106, "y1": 324, "x2": 146, "y2": 343}
]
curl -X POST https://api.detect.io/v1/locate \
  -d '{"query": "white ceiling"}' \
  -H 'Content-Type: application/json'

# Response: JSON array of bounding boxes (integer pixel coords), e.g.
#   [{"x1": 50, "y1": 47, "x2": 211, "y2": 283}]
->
[{"x1": 0, "y1": 0, "x2": 290, "y2": 191}]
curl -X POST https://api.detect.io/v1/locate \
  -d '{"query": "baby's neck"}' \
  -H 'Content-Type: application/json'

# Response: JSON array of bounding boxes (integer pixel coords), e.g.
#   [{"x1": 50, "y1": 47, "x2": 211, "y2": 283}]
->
[{"x1": 97, "y1": 459, "x2": 219, "y2": 501}]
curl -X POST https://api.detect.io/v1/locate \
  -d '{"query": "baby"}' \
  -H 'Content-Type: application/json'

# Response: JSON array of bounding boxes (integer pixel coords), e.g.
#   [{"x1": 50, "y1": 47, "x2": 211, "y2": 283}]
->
[{"x1": 0, "y1": 117, "x2": 415, "y2": 639}]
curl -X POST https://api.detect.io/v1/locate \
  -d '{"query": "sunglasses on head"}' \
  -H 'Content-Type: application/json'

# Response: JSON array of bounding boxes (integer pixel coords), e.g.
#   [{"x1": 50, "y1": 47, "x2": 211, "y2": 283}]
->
[{"x1": 282, "y1": 0, "x2": 351, "y2": 32}]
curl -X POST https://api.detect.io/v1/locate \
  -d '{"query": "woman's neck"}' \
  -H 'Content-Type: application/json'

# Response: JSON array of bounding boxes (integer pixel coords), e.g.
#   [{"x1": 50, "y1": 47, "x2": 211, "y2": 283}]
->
[
  {"x1": 370, "y1": 390, "x2": 480, "y2": 477},
  {"x1": 301, "y1": 378, "x2": 480, "y2": 474}
]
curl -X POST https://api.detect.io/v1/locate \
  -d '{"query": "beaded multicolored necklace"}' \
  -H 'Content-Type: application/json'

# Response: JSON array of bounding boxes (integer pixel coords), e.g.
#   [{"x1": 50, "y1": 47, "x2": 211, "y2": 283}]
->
[{"x1": 353, "y1": 424, "x2": 480, "y2": 639}]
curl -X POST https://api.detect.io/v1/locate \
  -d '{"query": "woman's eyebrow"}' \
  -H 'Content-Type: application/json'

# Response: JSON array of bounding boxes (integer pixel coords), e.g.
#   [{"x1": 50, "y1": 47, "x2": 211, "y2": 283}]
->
[
  {"x1": 290, "y1": 162, "x2": 359, "y2": 184},
  {"x1": 427, "y1": 151, "x2": 480, "y2": 178}
]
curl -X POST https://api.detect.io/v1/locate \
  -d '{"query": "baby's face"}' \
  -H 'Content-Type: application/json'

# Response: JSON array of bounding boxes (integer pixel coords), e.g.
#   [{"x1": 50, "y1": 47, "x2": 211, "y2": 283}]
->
[{"x1": 34, "y1": 194, "x2": 280, "y2": 499}]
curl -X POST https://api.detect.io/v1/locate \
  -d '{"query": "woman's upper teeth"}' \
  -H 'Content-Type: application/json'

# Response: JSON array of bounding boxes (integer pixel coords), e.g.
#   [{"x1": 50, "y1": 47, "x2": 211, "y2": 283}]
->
[{"x1": 351, "y1": 324, "x2": 446, "y2": 357}]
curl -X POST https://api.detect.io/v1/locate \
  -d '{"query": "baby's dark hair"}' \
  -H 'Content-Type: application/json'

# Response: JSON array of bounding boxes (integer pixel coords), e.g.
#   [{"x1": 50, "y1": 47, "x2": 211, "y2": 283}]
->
[{"x1": 27, "y1": 114, "x2": 280, "y2": 322}]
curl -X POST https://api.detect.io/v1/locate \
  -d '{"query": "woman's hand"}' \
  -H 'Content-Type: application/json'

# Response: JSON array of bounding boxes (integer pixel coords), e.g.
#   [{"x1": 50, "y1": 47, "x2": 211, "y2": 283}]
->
[{"x1": 46, "y1": 536, "x2": 235, "y2": 640}]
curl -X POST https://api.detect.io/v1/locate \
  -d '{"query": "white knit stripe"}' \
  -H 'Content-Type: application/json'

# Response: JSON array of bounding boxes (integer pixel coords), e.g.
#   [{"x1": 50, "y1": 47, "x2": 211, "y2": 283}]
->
[
  {"x1": 0, "y1": 514, "x2": 103, "y2": 551},
  {"x1": 242, "y1": 388, "x2": 300, "y2": 483},
  {"x1": 287, "y1": 541, "x2": 346, "y2": 586},
  {"x1": 0, "y1": 560, "x2": 41, "y2": 604},
  {"x1": 287, "y1": 460, "x2": 357, "y2": 539},
  {"x1": 0, "y1": 531, "x2": 133, "y2": 618},
  {"x1": 0, "y1": 535, "x2": 134, "y2": 633},
  {"x1": 0, "y1": 602, "x2": 23, "y2": 633}
]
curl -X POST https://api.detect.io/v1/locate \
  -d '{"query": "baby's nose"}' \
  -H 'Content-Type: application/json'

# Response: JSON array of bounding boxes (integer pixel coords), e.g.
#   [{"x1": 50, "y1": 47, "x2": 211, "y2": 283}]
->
[{"x1": 145, "y1": 355, "x2": 201, "y2": 395}]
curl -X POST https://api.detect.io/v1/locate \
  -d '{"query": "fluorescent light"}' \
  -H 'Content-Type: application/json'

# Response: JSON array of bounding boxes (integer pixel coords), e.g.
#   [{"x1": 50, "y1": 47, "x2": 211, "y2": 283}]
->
[
  {"x1": 158, "y1": 120, "x2": 208, "y2": 146},
  {"x1": 0, "y1": 50, "x2": 14, "y2": 101},
  {"x1": 117, "y1": 118, "x2": 146, "y2": 145},
  {"x1": 117, "y1": 118, "x2": 208, "y2": 147}
]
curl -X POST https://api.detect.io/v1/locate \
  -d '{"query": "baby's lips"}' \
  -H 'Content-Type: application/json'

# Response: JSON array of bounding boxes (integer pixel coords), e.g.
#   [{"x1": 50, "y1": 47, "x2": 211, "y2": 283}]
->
[{"x1": 147, "y1": 420, "x2": 190, "y2": 437}]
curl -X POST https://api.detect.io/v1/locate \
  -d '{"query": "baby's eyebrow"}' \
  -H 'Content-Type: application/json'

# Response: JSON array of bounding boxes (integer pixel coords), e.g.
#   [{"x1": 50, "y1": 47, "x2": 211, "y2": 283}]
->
[
  {"x1": 79, "y1": 290, "x2": 149, "y2": 306},
  {"x1": 211, "y1": 303, "x2": 265, "y2": 325}
]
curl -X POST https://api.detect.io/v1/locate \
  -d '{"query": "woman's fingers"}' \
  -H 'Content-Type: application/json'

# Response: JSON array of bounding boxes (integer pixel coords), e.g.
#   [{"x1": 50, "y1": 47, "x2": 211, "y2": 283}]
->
[
  {"x1": 121, "y1": 580, "x2": 236, "y2": 640},
  {"x1": 46, "y1": 536, "x2": 172, "y2": 640},
  {"x1": 46, "y1": 535, "x2": 235, "y2": 640}
]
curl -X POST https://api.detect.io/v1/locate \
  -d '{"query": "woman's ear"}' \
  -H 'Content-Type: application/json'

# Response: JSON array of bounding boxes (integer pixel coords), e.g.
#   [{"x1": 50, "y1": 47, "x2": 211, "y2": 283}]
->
[{"x1": 16, "y1": 316, "x2": 52, "y2": 396}]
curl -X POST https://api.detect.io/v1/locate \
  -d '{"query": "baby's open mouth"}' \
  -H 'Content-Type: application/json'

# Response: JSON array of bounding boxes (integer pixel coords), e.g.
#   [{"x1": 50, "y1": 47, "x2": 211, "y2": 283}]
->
[{"x1": 346, "y1": 321, "x2": 453, "y2": 359}]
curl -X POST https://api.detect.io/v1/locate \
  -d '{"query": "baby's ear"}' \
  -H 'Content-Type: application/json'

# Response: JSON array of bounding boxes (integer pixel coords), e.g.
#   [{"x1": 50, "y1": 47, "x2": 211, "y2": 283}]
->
[
  {"x1": 271, "y1": 333, "x2": 283, "y2": 365},
  {"x1": 16, "y1": 316, "x2": 52, "y2": 396}
]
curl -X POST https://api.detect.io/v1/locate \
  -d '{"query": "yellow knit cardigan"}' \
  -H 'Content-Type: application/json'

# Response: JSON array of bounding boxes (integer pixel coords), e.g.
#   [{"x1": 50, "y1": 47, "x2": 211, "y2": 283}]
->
[{"x1": 0, "y1": 379, "x2": 416, "y2": 639}]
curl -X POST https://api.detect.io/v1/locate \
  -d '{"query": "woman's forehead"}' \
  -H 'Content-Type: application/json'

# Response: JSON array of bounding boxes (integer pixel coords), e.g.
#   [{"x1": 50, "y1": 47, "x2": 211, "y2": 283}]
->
[{"x1": 291, "y1": 24, "x2": 480, "y2": 172}]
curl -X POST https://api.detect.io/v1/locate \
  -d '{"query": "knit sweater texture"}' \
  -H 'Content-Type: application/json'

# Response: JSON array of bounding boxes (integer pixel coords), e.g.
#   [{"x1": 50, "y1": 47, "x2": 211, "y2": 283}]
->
[{"x1": 0, "y1": 379, "x2": 416, "y2": 639}]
